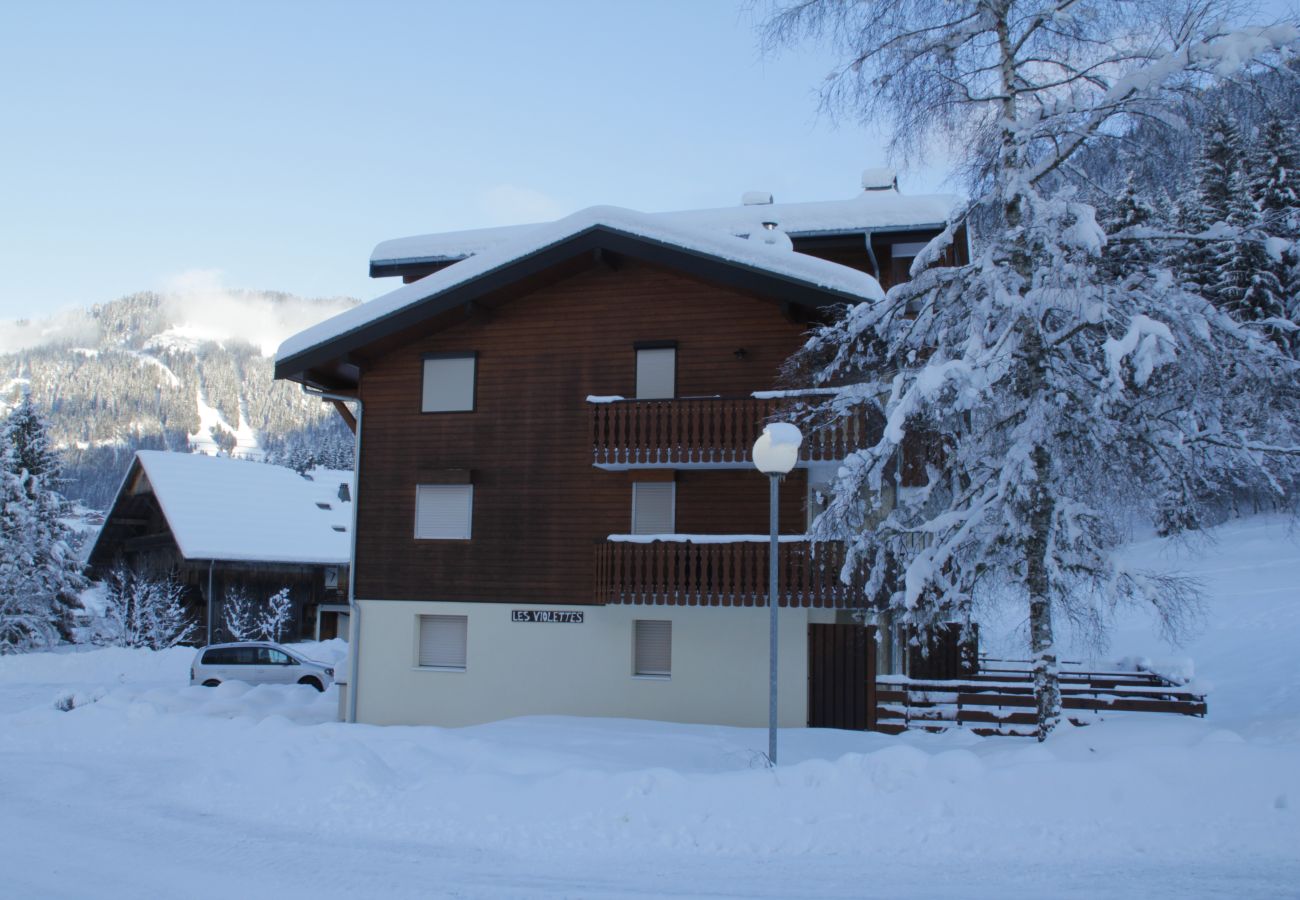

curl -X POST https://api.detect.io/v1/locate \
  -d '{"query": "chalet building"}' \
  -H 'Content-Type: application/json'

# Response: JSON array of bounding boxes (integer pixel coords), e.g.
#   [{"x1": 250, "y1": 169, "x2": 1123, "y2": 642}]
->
[
  {"x1": 274, "y1": 172, "x2": 966, "y2": 728},
  {"x1": 87, "y1": 451, "x2": 353, "y2": 643}
]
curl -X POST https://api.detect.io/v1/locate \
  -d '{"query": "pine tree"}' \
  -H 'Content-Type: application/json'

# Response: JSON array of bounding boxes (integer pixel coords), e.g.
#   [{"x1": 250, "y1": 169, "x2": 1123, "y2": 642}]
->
[
  {"x1": 1099, "y1": 174, "x2": 1162, "y2": 282},
  {"x1": 1251, "y1": 112, "x2": 1300, "y2": 239},
  {"x1": 4, "y1": 394, "x2": 61, "y2": 482},
  {"x1": 0, "y1": 445, "x2": 57, "y2": 653}
]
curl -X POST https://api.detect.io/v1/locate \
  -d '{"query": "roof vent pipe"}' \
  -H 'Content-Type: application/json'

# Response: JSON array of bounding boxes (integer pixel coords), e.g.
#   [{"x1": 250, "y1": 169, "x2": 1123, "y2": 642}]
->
[
  {"x1": 861, "y1": 168, "x2": 898, "y2": 192},
  {"x1": 742, "y1": 191, "x2": 774, "y2": 206}
]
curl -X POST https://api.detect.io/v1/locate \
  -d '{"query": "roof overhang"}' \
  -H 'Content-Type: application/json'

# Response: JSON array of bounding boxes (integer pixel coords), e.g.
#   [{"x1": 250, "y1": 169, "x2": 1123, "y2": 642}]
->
[{"x1": 277, "y1": 223, "x2": 874, "y2": 391}]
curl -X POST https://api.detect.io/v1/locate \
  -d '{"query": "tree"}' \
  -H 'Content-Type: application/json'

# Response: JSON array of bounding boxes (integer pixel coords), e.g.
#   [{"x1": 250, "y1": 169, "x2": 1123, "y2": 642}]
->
[
  {"x1": 258, "y1": 588, "x2": 293, "y2": 642},
  {"x1": 0, "y1": 401, "x2": 85, "y2": 644},
  {"x1": 0, "y1": 449, "x2": 58, "y2": 653},
  {"x1": 222, "y1": 587, "x2": 257, "y2": 642},
  {"x1": 766, "y1": 1, "x2": 1299, "y2": 738},
  {"x1": 100, "y1": 565, "x2": 196, "y2": 650}
]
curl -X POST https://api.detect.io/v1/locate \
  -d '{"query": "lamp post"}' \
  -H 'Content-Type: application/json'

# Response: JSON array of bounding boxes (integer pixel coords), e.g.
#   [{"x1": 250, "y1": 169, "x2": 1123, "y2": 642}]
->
[{"x1": 752, "y1": 422, "x2": 802, "y2": 766}]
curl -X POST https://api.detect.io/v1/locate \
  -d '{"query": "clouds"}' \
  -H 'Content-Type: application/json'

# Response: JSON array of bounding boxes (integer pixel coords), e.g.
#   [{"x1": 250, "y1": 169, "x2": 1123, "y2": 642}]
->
[{"x1": 0, "y1": 270, "x2": 357, "y2": 358}]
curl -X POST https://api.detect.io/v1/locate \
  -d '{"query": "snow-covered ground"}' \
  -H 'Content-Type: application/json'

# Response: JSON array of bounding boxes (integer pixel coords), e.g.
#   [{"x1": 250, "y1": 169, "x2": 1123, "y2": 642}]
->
[{"x1": 2, "y1": 518, "x2": 1299, "y2": 898}]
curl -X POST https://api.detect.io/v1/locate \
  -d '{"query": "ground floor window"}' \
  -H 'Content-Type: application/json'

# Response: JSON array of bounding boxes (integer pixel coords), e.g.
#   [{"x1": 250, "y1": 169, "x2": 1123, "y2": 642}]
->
[
  {"x1": 633, "y1": 619, "x2": 671, "y2": 677},
  {"x1": 418, "y1": 614, "x2": 468, "y2": 670}
]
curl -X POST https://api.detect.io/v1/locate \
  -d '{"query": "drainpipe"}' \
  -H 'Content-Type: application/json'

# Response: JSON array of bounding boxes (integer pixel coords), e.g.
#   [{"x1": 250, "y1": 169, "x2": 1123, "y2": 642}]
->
[
  {"x1": 862, "y1": 228, "x2": 880, "y2": 280},
  {"x1": 303, "y1": 385, "x2": 364, "y2": 724},
  {"x1": 207, "y1": 560, "x2": 215, "y2": 646}
]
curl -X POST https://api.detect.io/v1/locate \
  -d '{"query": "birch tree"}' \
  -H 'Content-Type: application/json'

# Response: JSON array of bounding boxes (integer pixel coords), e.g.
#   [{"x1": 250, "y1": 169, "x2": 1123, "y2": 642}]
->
[{"x1": 765, "y1": 0, "x2": 1300, "y2": 737}]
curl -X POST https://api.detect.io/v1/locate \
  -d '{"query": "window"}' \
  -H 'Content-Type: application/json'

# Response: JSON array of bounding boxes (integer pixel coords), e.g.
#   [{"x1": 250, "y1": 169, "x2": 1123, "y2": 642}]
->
[
  {"x1": 635, "y1": 346, "x2": 675, "y2": 399},
  {"x1": 422, "y1": 353, "x2": 476, "y2": 412},
  {"x1": 415, "y1": 484, "x2": 473, "y2": 539},
  {"x1": 631, "y1": 482, "x2": 674, "y2": 535},
  {"x1": 634, "y1": 619, "x2": 671, "y2": 677},
  {"x1": 418, "y1": 615, "x2": 468, "y2": 670}
]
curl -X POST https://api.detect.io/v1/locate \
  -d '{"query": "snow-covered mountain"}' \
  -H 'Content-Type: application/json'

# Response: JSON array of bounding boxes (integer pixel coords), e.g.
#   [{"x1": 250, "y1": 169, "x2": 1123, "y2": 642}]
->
[{"x1": 0, "y1": 289, "x2": 359, "y2": 509}]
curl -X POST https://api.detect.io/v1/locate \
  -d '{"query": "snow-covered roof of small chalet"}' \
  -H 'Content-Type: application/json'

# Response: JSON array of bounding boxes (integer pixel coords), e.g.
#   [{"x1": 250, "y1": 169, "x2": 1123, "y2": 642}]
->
[
  {"x1": 277, "y1": 204, "x2": 892, "y2": 368},
  {"x1": 370, "y1": 189, "x2": 958, "y2": 269},
  {"x1": 93, "y1": 451, "x2": 352, "y2": 566}
]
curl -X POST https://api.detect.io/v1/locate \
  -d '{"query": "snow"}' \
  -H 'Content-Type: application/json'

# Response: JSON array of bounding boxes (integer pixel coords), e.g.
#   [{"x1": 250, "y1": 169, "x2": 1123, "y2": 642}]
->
[
  {"x1": 763, "y1": 421, "x2": 803, "y2": 447},
  {"x1": 369, "y1": 190, "x2": 959, "y2": 266},
  {"x1": 3, "y1": 515, "x2": 1299, "y2": 896},
  {"x1": 89, "y1": 451, "x2": 351, "y2": 565},
  {"x1": 609, "y1": 533, "x2": 814, "y2": 543},
  {"x1": 186, "y1": 386, "x2": 263, "y2": 460},
  {"x1": 281, "y1": 206, "x2": 887, "y2": 363}
]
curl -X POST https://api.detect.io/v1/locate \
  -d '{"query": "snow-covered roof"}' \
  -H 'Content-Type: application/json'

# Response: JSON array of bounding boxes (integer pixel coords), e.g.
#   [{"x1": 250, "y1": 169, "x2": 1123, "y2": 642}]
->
[
  {"x1": 279, "y1": 205, "x2": 889, "y2": 365},
  {"x1": 370, "y1": 190, "x2": 959, "y2": 268},
  {"x1": 100, "y1": 451, "x2": 352, "y2": 566}
]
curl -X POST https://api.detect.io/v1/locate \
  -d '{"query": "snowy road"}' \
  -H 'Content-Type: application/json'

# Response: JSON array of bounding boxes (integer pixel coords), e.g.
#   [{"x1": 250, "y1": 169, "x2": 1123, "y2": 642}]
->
[{"x1": 3, "y1": 517, "x2": 1300, "y2": 898}]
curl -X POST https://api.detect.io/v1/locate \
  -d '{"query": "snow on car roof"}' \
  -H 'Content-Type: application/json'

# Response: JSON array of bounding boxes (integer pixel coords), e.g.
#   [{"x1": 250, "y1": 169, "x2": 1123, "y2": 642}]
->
[{"x1": 125, "y1": 451, "x2": 352, "y2": 565}]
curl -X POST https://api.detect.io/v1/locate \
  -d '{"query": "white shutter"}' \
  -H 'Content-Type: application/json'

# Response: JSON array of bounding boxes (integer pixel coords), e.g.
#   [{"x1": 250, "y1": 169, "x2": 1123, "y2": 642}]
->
[
  {"x1": 422, "y1": 355, "x2": 476, "y2": 412},
  {"x1": 636, "y1": 347, "x2": 675, "y2": 399},
  {"x1": 418, "y1": 615, "x2": 467, "y2": 669},
  {"x1": 632, "y1": 483, "x2": 674, "y2": 535},
  {"x1": 889, "y1": 241, "x2": 929, "y2": 259},
  {"x1": 634, "y1": 619, "x2": 671, "y2": 677},
  {"x1": 415, "y1": 484, "x2": 473, "y2": 539}
]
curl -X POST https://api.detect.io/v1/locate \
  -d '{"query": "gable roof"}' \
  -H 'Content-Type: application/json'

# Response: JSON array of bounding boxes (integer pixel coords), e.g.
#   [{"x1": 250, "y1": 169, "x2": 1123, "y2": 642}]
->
[
  {"x1": 370, "y1": 191, "x2": 959, "y2": 271},
  {"x1": 276, "y1": 205, "x2": 887, "y2": 387},
  {"x1": 88, "y1": 451, "x2": 352, "y2": 566}
]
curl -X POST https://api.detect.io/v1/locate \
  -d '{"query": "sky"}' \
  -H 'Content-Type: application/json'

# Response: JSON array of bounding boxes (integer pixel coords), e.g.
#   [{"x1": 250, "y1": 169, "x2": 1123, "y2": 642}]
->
[{"x1": 0, "y1": 1, "x2": 944, "y2": 322}]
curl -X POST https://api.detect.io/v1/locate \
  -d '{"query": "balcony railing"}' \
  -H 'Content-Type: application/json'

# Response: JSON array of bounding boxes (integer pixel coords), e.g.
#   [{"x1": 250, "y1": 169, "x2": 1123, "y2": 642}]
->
[
  {"x1": 595, "y1": 536, "x2": 868, "y2": 608},
  {"x1": 588, "y1": 393, "x2": 871, "y2": 468}
]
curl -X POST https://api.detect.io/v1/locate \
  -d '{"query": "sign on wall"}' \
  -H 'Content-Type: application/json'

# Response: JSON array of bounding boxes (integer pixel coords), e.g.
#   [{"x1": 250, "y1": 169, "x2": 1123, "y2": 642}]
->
[{"x1": 512, "y1": 610, "x2": 585, "y2": 624}]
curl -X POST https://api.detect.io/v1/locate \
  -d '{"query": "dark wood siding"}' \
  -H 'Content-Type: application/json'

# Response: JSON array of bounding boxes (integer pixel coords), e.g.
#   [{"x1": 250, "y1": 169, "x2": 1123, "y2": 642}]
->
[{"x1": 355, "y1": 260, "x2": 814, "y2": 604}]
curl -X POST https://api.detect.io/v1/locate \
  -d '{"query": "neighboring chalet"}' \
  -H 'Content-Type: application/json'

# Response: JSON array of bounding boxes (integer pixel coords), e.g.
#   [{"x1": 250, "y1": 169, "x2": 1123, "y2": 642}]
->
[
  {"x1": 87, "y1": 451, "x2": 353, "y2": 643},
  {"x1": 274, "y1": 172, "x2": 967, "y2": 728}
]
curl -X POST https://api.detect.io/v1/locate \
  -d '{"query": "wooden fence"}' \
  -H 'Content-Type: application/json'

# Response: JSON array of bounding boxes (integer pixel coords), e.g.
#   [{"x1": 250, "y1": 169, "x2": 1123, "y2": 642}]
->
[{"x1": 875, "y1": 659, "x2": 1207, "y2": 736}]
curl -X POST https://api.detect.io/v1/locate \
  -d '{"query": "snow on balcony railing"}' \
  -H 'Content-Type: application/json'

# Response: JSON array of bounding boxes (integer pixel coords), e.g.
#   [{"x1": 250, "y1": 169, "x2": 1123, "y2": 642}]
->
[{"x1": 588, "y1": 393, "x2": 871, "y2": 467}]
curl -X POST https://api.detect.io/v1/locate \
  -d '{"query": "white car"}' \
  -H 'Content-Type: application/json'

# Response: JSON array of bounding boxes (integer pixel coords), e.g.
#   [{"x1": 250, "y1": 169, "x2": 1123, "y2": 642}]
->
[{"x1": 191, "y1": 642, "x2": 334, "y2": 692}]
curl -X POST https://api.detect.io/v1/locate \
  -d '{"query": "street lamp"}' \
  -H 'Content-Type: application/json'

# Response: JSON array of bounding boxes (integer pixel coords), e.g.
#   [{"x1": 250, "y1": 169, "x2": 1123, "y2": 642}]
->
[{"x1": 752, "y1": 422, "x2": 802, "y2": 766}]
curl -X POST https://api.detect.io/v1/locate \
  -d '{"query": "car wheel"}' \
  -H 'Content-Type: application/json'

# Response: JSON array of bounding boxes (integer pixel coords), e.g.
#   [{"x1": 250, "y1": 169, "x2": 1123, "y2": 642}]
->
[
  {"x1": 202, "y1": 679, "x2": 221, "y2": 688},
  {"x1": 298, "y1": 677, "x2": 324, "y2": 692}
]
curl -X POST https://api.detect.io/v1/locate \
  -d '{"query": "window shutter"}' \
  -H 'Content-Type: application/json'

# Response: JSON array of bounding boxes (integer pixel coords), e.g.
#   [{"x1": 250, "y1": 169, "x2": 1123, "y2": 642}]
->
[
  {"x1": 415, "y1": 484, "x2": 473, "y2": 539},
  {"x1": 632, "y1": 483, "x2": 674, "y2": 535},
  {"x1": 422, "y1": 355, "x2": 476, "y2": 412},
  {"x1": 635, "y1": 347, "x2": 675, "y2": 399},
  {"x1": 634, "y1": 619, "x2": 671, "y2": 676},
  {"x1": 418, "y1": 615, "x2": 467, "y2": 669}
]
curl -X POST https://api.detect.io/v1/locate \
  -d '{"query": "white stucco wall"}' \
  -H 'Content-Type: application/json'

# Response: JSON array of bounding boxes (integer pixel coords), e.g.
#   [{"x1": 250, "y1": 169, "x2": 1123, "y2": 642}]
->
[{"x1": 352, "y1": 599, "x2": 839, "y2": 728}]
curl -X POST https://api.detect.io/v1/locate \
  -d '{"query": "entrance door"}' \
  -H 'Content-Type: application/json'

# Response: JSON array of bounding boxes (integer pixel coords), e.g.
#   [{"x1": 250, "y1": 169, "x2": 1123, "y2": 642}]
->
[{"x1": 807, "y1": 623, "x2": 877, "y2": 730}]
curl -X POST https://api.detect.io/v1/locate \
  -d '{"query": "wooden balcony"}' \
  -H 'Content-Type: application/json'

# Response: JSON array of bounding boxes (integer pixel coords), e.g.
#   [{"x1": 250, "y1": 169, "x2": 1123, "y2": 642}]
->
[
  {"x1": 595, "y1": 536, "x2": 868, "y2": 609},
  {"x1": 588, "y1": 394, "x2": 871, "y2": 469}
]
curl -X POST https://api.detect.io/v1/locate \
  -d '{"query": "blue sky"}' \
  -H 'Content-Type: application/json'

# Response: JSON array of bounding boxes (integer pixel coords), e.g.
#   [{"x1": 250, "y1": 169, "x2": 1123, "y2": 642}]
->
[{"x1": 0, "y1": 1, "x2": 942, "y2": 320}]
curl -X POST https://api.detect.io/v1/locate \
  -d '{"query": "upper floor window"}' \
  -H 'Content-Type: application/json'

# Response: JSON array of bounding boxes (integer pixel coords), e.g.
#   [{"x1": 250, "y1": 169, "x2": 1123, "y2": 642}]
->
[
  {"x1": 422, "y1": 352, "x2": 476, "y2": 412},
  {"x1": 631, "y1": 482, "x2": 675, "y2": 535},
  {"x1": 415, "y1": 484, "x2": 473, "y2": 539},
  {"x1": 635, "y1": 343, "x2": 676, "y2": 399}
]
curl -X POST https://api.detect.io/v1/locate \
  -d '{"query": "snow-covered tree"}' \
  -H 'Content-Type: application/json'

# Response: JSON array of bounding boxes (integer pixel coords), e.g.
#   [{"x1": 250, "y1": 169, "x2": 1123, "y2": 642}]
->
[
  {"x1": 766, "y1": 0, "x2": 1300, "y2": 738},
  {"x1": 0, "y1": 402, "x2": 85, "y2": 645},
  {"x1": 1250, "y1": 111, "x2": 1300, "y2": 238},
  {"x1": 100, "y1": 565, "x2": 196, "y2": 650},
  {"x1": 258, "y1": 588, "x2": 293, "y2": 642},
  {"x1": 0, "y1": 450, "x2": 58, "y2": 653},
  {"x1": 222, "y1": 587, "x2": 257, "y2": 642}
]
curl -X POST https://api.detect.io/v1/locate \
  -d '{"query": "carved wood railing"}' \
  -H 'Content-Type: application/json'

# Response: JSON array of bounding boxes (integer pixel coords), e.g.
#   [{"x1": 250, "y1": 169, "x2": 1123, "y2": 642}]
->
[
  {"x1": 595, "y1": 537, "x2": 868, "y2": 608},
  {"x1": 588, "y1": 394, "x2": 871, "y2": 467}
]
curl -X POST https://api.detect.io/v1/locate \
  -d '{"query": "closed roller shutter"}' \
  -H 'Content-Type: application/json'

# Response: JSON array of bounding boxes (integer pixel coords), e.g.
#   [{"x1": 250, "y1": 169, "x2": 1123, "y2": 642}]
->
[
  {"x1": 415, "y1": 484, "x2": 473, "y2": 539},
  {"x1": 418, "y1": 615, "x2": 467, "y2": 669},
  {"x1": 634, "y1": 619, "x2": 671, "y2": 677},
  {"x1": 632, "y1": 483, "x2": 674, "y2": 535}
]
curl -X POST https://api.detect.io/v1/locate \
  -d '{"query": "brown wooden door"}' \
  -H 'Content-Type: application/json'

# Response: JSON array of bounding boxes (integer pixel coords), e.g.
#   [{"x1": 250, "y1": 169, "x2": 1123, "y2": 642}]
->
[{"x1": 807, "y1": 623, "x2": 877, "y2": 730}]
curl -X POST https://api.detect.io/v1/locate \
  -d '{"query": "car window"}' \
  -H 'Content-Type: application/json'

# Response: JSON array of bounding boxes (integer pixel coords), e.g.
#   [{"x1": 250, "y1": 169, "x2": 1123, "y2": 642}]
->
[
  {"x1": 233, "y1": 647, "x2": 256, "y2": 665},
  {"x1": 202, "y1": 648, "x2": 230, "y2": 665},
  {"x1": 267, "y1": 649, "x2": 292, "y2": 665}
]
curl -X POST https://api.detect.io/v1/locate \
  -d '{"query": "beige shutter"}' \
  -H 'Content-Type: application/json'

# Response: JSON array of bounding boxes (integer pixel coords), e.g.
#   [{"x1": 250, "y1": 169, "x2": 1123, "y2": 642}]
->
[
  {"x1": 634, "y1": 619, "x2": 671, "y2": 676},
  {"x1": 418, "y1": 615, "x2": 467, "y2": 669},
  {"x1": 636, "y1": 347, "x2": 675, "y2": 399},
  {"x1": 422, "y1": 355, "x2": 476, "y2": 412},
  {"x1": 632, "y1": 483, "x2": 674, "y2": 535},
  {"x1": 415, "y1": 484, "x2": 473, "y2": 539}
]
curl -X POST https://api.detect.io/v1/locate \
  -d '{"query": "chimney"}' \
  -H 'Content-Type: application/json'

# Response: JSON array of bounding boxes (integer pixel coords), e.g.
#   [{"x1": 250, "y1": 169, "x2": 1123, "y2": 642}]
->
[
  {"x1": 860, "y1": 168, "x2": 898, "y2": 192},
  {"x1": 742, "y1": 191, "x2": 774, "y2": 206}
]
